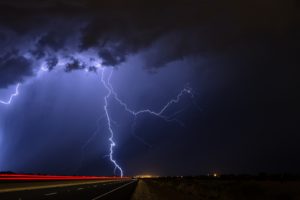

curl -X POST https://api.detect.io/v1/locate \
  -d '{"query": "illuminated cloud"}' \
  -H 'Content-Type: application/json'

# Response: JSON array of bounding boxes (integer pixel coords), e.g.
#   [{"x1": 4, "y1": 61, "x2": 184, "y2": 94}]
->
[{"x1": 0, "y1": 0, "x2": 296, "y2": 89}]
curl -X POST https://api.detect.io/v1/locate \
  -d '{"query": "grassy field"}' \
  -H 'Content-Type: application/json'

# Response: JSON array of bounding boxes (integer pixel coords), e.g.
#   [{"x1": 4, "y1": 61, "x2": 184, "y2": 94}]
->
[{"x1": 131, "y1": 178, "x2": 300, "y2": 200}]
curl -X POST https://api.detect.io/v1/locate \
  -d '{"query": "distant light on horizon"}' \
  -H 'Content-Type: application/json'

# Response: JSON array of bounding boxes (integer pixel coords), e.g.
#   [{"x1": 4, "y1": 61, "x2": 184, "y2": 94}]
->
[{"x1": 134, "y1": 175, "x2": 159, "y2": 178}]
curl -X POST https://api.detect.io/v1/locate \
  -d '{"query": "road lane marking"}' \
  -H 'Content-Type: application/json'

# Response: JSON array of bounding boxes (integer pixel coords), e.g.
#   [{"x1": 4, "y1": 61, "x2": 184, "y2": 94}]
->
[
  {"x1": 0, "y1": 179, "x2": 128, "y2": 193},
  {"x1": 91, "y1": 180, "x2": 136, "y2": 200},
  {"x1": 44, "y1": 192, "x2": 57, "y2": 196}
]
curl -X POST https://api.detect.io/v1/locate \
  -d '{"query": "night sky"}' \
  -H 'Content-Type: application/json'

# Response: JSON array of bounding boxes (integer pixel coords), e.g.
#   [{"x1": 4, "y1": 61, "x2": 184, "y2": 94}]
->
[{"x1": 0, "y1": 0, "x2": 299, "y2": 176}]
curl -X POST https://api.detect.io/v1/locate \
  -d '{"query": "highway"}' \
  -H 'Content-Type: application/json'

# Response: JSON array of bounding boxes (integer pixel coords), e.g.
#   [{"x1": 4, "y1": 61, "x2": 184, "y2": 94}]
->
[{"x1": 0, "y1": 179, "x2": 138, "y2": 200}]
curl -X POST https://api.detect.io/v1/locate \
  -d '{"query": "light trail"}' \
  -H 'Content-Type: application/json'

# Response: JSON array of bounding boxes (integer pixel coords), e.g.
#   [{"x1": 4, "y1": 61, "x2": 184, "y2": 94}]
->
[{"x1": 0, "y1": 83, "x2": 20, "y2": 105}]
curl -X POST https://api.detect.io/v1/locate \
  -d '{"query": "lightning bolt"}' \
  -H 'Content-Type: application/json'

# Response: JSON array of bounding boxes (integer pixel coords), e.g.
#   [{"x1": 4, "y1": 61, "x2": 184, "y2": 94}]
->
[
  {"x1": 0, "y1": 83, "x2": 20, "y2": 105},
  {"x1": 105, "y1": 69, "x2": 195, "y2": 129},
  {"x1": 0, "y1": 66, "x2": 48, "y2": 106},
  {"x1": 0, "y1": 65, "x2": 197, "y2": 178},
  {"x1": 98, "y1": 67, "x2": 197, "y2": 177},
  {"x1": 100, "y1": 68, "x2": 124, "y2": 177},
  {"x1": 108, "y1": 79, "x2": 191, "y2": 126},
  {"x1": 0, "y1": 83, "x2": 20, "y2": 171}
]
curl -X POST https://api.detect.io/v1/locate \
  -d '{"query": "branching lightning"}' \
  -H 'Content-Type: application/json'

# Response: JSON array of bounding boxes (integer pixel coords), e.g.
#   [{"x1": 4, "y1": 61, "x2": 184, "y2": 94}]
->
[
  {"x1": 0, "y1": 63, "x2": 197, "y2": 178},
  {"x1": 107, "y1": 78, "x2": 192, "y2": 126},
  {"x1": 0, "y1": 83, "x2": 21, "y2": 105},
  {"x1": 98, "y1": 67, "x2": 197, "y2": 177}
]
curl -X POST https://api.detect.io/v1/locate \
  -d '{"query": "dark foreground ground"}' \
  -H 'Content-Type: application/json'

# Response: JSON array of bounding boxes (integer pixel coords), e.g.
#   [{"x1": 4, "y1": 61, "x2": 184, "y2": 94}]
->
[
  {"x1": 1, "y1": 176, "x2": 300, "y2": 200},
  {"x1": 132, "y1": 178, "x2": 300, "y2": 200}
]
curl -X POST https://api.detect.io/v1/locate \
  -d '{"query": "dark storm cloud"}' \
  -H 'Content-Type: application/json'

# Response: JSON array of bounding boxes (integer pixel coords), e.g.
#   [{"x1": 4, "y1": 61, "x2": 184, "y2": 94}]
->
[
  {"x1": 65, "y1": 58, "x2": 85, "y2": 72},
  {"x1": 45, "y1": 57, "x2": 58, "y2": 71},
  {"x1": 0, "y1": 0, "x2": 298, "y2": 87},
  {"x1": 0, "y1": 51, "x2": 33, "y2": 88},
  {"x1": 1, "y1": 0, "x2": 299, "y2": 176},
  {"x1": 98, "y1": 49, "x2": 125, "y2": 66},
  {"x1": 30, "y1": 32, "x2": 67, "y2": 59},
  {"x1": 38, "y1": 32, "x2": 66, "y2": 52},
  {"x1": 77, "y1": 0, "x2": 298, "y2": 69}
]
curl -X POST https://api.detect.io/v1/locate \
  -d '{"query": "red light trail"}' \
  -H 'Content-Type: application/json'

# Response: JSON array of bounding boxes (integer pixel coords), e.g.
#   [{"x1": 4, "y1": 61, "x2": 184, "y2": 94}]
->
[{"x1": 0, "y1": 174, "x2": 129, "y2": 181}]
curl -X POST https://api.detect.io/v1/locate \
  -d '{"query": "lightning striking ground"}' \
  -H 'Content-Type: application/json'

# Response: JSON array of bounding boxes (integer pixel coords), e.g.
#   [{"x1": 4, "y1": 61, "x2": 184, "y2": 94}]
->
[
  {"x1": 0, "y1": 83, "x2": 20, "y2": 105},
  {"x1": 98, "y1": 68, "x2": 196, "y2": 177},
  {"x1": 100, "y1": 69, "x2": 124, "y2": 177},
  {"x1": 0, "y1": 64, "x2": 196, "y2": 178}
]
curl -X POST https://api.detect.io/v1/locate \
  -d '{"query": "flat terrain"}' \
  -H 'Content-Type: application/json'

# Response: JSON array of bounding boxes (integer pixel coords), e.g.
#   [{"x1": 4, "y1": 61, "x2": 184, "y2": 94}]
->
[
  {"x1": 131, "y1": 178, "x2": 300, "y2": 200},
  {"x1": 0, "y1": 175, "x2": 137, "y2": 200}
]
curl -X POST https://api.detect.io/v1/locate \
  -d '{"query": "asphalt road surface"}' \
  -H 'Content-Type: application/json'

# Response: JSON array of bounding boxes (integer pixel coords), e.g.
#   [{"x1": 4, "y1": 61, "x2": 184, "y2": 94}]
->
[{"x1": 0, "y1": 179, "x2": 138, "y2": 200}]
